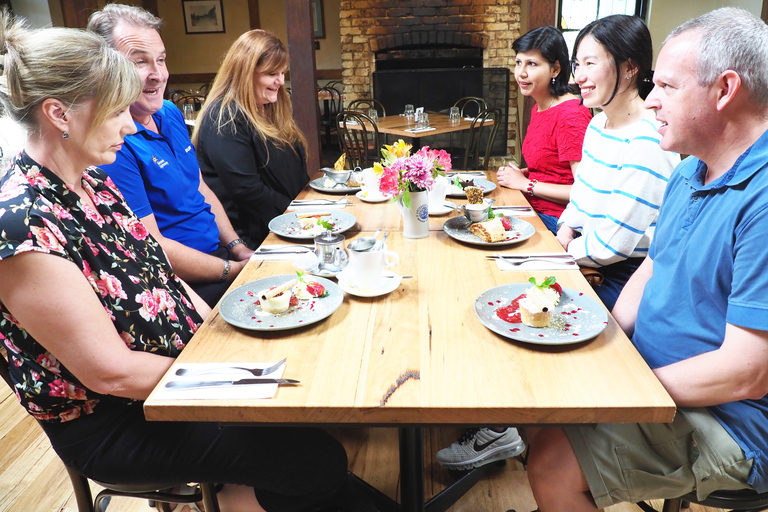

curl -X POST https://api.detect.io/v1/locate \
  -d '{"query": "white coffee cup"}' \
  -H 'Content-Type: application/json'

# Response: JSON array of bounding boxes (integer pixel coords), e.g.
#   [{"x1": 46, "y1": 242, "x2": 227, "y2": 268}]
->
[
  {"x1": 427, "y1": 177, "x2": 447, "y2": 211},
  {"x1": 344, "y1": 245, "x2": 399, "y2": 290},
  {"x1": 361, "y1": 167, "x2": 384, "y2": 199}
]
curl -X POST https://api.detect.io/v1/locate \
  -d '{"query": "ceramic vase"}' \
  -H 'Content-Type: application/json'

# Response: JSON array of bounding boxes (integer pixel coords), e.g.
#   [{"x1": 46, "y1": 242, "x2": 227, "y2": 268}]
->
[{"x1": 397, "y1": 190, "x2": 429, "y2": 239}]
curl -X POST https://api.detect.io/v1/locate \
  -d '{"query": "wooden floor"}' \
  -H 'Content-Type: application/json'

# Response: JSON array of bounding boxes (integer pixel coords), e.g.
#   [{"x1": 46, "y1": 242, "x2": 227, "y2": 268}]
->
[{"x1": 0, "y1": 385, "x2": 724, "y2": 512}]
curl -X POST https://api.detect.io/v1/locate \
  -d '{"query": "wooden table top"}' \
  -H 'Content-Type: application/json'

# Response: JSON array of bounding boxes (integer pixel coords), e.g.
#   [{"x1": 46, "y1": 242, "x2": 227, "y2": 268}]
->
[
  {"x1": 347, "y1": 113, "x2": 491, "y2": 139},
  {"x1": 144, "y1": 174, "x2": 675, "y2": 426}
]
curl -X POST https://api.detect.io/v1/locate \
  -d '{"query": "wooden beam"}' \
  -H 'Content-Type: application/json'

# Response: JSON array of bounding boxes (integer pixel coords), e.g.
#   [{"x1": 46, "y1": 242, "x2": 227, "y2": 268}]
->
[
  {"x1": 763, "y1": 0, "x2": 768, "y2": 22},
  {"x1": 285, "y1": 0, "x2": 321, "y2": 174},
  {"x1": 141, "y1": 0, "x2": 158, "y2": 18},
  {"x1": 248, "y1": 0, "x2": 260, "y2": 29},
  {"x1": 59, "y1": 0, "x2": 97, "y2": 28}
]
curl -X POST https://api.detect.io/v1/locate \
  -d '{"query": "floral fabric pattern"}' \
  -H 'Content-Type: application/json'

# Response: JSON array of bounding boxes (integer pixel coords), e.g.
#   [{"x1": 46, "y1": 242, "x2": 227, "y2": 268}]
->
[{"x1": 0, "y1": 152, "x2": 203, "y2": 423}]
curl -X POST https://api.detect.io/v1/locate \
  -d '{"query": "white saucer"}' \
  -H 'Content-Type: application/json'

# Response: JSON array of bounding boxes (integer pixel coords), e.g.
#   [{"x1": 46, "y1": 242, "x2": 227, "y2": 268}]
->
[
  {"x1": 429, "y1": 201, "x2": 456, "y2": 216},
  {"x1": 356, "y1": 190, "x2": 390, "y2": 203},
  {"x1": 337, "y1": 270, "x2": 402, "y2": 297}
]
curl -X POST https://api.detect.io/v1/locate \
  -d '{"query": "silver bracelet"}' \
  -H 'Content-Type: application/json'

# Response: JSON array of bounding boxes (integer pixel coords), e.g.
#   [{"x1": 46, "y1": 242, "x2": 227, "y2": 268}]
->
[
  {"x1": 220, "y1": 260, "x2": 231, "y2": 283},
  {"x1": 226, "y1": 238, "x2": 245, "y2": 251}
]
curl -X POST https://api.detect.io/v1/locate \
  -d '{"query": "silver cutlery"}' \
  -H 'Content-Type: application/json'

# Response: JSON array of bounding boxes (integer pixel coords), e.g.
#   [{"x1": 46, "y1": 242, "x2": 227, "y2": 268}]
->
[
  {"x1": 257, "y1": 245, "x2": 313, "y2": 253},
  {"x1": 487, "y1": 256, "x2": 576, "y2": 266},
  {"x1": 493, "y1": 206, "x2": 533, "y2": 211},
  {"x1": 165, "y1": 378, "x2": 300, "y2": 389},
  {"x1": 383, "y1": 275, "x2": 413, "y2": 278},
  {"x1": 173, "y1": 357, "x2": 287, "y2": 377},
  {"x1": 488, "y1": 254, "x2": 574, "y2": 259}
]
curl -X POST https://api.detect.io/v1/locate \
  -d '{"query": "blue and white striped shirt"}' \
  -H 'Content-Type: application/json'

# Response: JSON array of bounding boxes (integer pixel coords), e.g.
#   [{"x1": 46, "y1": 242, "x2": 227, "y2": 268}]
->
[{"x1": 559, "y1": 110, "x2": 679, "y2": 267}]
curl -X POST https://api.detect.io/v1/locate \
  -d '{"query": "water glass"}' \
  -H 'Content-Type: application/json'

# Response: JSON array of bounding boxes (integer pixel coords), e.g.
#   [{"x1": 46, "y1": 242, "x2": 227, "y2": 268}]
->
[
  {"x1": 449, "y1": 106, "x2": 460, "y2": 125},
  {"x1": 182, "y1": 104, "x2": 195, "y2": 121},
  {"x1": 367, "y1": 108, "x2": 379, "y2": 124},
  {"x1": 416, "y1": 112, "x2": 430, "y2": 130},
  {"x1": 404, "y1": 104, "x2": 415, "y2": 117}
]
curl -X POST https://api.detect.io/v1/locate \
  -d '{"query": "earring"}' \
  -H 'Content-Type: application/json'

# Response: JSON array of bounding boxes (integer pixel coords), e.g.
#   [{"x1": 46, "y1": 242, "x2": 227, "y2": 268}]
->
[
  {"x1": 626, "y1": 74, "x2": 630, "y2": 80},
  {"x1": 551, "y1": 77, "x2": 556, "y2": 84},
  {"x1": 62, "y1": 132, "x2": 69, "y2": 139}
]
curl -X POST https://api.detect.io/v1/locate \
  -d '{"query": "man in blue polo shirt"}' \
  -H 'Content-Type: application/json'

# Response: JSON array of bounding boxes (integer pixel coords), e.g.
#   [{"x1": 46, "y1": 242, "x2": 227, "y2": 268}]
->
[
  {"x1": 524, "y1": 8, "x2": 768, "y2": 511},
  {"x1": 88, "y1": 4, "x2": 253, "y2": 307}
]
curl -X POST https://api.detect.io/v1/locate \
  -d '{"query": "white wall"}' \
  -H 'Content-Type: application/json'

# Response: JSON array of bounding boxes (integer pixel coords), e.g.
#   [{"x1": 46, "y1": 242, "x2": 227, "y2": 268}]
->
[
  {"x1": 647, "y1": 0, "x2": 762, "y2": 61},
  {"x1": 10, "y1": 0, "x2": 53, "y2": 28}
]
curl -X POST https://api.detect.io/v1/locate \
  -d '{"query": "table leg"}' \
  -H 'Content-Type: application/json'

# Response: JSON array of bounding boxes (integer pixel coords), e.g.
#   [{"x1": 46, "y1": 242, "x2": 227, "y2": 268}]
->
[{"x1": 399, "y1": 427, "x2": 425, "y2": 512}]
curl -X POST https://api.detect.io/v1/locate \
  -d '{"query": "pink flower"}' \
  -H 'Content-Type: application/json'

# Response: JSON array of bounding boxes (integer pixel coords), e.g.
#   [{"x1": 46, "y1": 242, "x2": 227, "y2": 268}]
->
[
  {"x1": 97, "y1": 270, "x2": 128, "y2": 300},
  {"x1": 171, "y1": 333, "x2": 185, "y2": 350},
  {"x1": 127, "y1": 218, "x2": 148, "y2": 240},
  {"x1": 36, "y1": 354, "x2": 62, "y2": 375},
  {"x1": 25, "y1": 165, "x2": 49, "y2": 188},
  {"x1": 378, "y1": 167, "x2": 401, "y2": 196},
  {"x1": 30, "y1": 226, "x2": 64, "y2": 253},
  {"x1": 48, "y1": 378, "x2": 67, "y2": 397},
  {"x1": 95, "y1": 191, "x2": 117, "y2": 206},
  {"x1": 0, "y1": 173, "x2": 27, "y2": 202},
  {"x1": 186, "y1": 315, "x2": 199, "y2": 333},
  {"x1": 120, "y1": 331, "x2": 135, "y2": 349},
  {"x1": 51, "y1": 203, "x2": 73, "y2": 220},
  {"x1": 83, "y1": 205, "x2": 104, "y2": 227},
  {"x1": 136, "y1": 290, "x2": 160, "y2": 321}
]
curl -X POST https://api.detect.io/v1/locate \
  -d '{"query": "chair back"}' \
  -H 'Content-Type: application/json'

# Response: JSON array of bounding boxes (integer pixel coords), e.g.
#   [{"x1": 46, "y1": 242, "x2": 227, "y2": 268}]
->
[
  {"x1": 453, "y1": 96, "x2": 488, "y2": 119},
  {"x1": 337, "y1": 110, "x2": 380, "y2": 169},
  {"x1": 176, "y1": 95, "x2": 205, "y2": 112},
  {"x1": 318, "y1": 86, "x2": 342, "y2": 119},
  {"x1": 166, "y1": 90, "x2": 186, "y2": 104},
  {"x1": 462, "y1": 108, "x2": 501, "y2": 170},
  {"x1": 347, "y1": 98, "x2": 387, "y2": 118}
]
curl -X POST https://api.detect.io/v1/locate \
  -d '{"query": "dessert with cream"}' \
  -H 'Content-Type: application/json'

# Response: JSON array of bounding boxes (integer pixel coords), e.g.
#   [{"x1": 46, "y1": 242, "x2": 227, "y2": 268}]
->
[
  {"x1": 519, "y1": 276, "x2": 562, "y2": 327},
  {"x1": 257, "y1": 279, "x2": 298, "y2": 314},
  {"x1": 469, "y1": 217, "x2": 507, "y2": 242}
]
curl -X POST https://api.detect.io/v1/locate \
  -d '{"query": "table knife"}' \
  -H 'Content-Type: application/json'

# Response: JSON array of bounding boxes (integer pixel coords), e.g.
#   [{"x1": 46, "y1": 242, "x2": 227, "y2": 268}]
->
[
  {"x1": 165, "y1": 378, "x2": 300, "y2": 389},
  {"x1": 486, "y1": 254, "x2": 575, "y2": 260}
]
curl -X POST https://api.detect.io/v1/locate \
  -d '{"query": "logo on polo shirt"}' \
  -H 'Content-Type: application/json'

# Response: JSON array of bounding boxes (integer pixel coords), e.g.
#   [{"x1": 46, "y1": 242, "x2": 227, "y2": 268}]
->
[
  {"x1": 185, "y1": 145, "x2": 193, "y2": 153},
  {"x1": 151, "y1": 155, "x2": 169, "y2": 169}
]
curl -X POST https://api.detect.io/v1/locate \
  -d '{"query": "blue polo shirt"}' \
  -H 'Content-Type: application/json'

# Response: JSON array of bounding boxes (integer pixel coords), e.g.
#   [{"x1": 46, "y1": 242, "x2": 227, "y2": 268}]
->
[
  {"x1": 634, "y1": 129, "x2": 768, "y2": 492},
  {"x1": 101, "y1": 100, "x2": 220, "y2": 254}
]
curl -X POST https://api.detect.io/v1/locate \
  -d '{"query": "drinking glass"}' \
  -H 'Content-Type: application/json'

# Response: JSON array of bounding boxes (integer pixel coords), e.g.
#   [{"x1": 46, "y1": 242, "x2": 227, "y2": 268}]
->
[
  {"x1": 367, "y1": 108, "x2": 379, "y2": 124},
  {"x1": 404, "y1": 104, "x2": 415, "y2": 117},
  {"x1": 449, "y1": 106, "x2": 460, "y2": 125},
  {"x1": 416, "y1": 112, "x2": 429, "y2": 130},
  {"x1": 182, "y1": 104, "x2": 195, "y2": 121}
]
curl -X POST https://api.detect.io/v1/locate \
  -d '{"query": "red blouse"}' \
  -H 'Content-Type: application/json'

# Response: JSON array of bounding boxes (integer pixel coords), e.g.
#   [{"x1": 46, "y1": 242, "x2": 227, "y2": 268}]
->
[{"x1": 523, "y1": 99, "x2": 592, "y2": 217}]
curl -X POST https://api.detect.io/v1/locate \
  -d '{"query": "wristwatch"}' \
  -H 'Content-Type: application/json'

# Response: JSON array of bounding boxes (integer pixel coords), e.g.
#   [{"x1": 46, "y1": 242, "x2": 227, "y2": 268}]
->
[
  {"x1": 220, "y1": 260, "x2": 231, "y2": 283},
  {"x1": 226, "y1": 238, "x2": 245, "y2": 251}
]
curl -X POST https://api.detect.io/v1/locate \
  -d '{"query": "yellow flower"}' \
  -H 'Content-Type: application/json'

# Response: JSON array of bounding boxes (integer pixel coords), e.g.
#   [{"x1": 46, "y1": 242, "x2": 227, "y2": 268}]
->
[
  {"x1": 385, "y1": 139, "x2": 412, "y2": 159},
  {"x1": 373, "y1": 162, "x2": 384, "y2": 176}
]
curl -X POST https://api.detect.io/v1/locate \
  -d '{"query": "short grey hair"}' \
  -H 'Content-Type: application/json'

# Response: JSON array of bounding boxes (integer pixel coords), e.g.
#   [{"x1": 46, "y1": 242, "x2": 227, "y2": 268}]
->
[
  {"x1": 667, "y1": 7, "x2": 768, "y2": 106},
  {"x1": 87, "y1": 3, "x2": 163, "y2": 47}
]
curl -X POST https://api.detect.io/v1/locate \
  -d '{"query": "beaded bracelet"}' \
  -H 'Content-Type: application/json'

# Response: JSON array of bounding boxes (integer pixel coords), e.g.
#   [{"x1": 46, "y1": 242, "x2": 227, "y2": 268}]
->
[
  {"x1": 220, "y1": 260, "x2": 231, "y2": 283},
  {"x1": 526, "y1": 179, "x2": 539, "y2": 197}
]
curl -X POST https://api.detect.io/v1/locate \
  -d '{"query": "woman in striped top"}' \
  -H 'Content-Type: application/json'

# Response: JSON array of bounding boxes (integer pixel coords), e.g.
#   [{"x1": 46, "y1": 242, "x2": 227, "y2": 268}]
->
[{"x1": 557, "y1": 15, "x2": 679, "y2": 310}]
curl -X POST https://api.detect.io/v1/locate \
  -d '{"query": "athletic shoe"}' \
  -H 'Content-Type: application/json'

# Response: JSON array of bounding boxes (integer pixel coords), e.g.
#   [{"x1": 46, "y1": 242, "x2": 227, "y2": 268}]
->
[{"x1": 436, "y1": 427, "x2": 525, "y2": 470}]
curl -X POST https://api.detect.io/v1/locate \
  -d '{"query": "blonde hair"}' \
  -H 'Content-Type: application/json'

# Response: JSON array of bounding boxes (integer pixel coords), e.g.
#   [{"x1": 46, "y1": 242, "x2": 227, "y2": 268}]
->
[
  {"x1": 0, "y1": 10, "x2": 141, "y2": 135},
  {"x1": 192, "y1": 29, "x2": 307, "y2": 152}
]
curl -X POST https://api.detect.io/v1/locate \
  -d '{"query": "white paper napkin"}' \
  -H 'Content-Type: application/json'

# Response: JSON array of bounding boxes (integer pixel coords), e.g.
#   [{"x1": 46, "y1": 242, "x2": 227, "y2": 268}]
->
[
  {"x1": 493, "y1": 206, "x2": 536, "y2": 218},
  {"x1": 493, "y1": 252, "x2": 579, "y2": 271},
  {"x1": 153, "y1": 363, "x2": 286, "y2": 400},
  {"x1": 287, "y1": 200, "x2": 347, "y2": 211},
  {"x1": 405, "y1": 127, "x2": 436, "y2": 133},
  {"x1": 251, "y1": 245, "x2": 314, "y2": 261}
]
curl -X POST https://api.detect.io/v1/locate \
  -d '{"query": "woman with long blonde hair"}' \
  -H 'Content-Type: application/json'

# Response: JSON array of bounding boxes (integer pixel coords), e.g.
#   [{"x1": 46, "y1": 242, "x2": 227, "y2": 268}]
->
[{"x1": 193, "y1": 29, "x2": 309, "y2": 247}]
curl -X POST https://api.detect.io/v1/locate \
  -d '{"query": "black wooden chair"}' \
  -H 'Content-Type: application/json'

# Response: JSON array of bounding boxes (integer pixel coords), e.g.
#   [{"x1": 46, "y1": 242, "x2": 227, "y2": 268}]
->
[
  {"x1": 318, "y1": 85, "x2": 342, "y2": 149},
  {"x1": 0, "y1": 349, "x2": 220, "y2": 512},
  {"x1": 337, "y1": 110, "x2": 380, "y2": 169},
  {"x1": 347, "y1": 98, "x2": 387, "y2": 118},
  {"x1": 636, "y1": 488, "x2": 768, "y2": 512},
  {"x1": 453, "y1": 107, "x2": 501, "y2": 170}
]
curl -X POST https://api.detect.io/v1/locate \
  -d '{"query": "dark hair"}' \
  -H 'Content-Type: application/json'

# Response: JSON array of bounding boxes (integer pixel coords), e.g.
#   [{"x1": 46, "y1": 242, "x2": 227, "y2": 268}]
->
[
  {"x1": 572, "y1": 15, "x2": 654, "y2": 103},
  {"x1": 513, "y1": 26, "x2": 573, "y2": 97}
]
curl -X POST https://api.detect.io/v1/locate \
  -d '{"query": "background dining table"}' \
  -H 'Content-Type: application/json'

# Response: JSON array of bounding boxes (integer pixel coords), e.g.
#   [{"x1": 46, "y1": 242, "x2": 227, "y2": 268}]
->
[{"x1": 144, "y1": 171, "x2": 675, "y2": 512}]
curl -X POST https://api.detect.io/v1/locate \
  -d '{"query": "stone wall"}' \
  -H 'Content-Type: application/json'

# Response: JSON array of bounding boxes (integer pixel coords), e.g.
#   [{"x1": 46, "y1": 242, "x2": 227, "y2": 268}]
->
[{"x1": 338, "y1": 0, "x2": 523, "y2": 164}]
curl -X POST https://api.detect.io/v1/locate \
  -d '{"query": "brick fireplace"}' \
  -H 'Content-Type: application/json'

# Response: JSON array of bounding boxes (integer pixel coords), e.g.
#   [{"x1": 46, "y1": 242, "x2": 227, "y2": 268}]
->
[{"x1": 339, "y1": 0, "x2": 523, "y2": 164}]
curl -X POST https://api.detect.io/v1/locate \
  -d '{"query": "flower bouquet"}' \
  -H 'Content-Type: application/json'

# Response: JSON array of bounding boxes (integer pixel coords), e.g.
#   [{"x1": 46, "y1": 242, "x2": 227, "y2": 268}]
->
[{"x1": 373, "y1": 140, "x2": 452, "y2": 209}]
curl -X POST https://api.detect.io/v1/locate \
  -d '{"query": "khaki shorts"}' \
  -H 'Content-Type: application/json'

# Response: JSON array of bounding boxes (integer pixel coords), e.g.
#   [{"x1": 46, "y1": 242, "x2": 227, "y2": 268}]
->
[{"x1": 564, "y1": 408, "x2": 753, "y2": 509}]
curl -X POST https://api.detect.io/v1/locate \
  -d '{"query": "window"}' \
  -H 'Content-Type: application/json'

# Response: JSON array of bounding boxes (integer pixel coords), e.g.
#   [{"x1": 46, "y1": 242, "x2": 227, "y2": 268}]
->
[{"x1": 559, "y1": 0, "x2": 648, "y2": 56}]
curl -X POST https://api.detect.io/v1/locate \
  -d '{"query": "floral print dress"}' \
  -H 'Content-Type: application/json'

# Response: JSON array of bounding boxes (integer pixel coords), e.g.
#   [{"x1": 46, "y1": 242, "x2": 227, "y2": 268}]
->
[{"x1": 0, "y1": 152, "x2": 203, "y2": 423}]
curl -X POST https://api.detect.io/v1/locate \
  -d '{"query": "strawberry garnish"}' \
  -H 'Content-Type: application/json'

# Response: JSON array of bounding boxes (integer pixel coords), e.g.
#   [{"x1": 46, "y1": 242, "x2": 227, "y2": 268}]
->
[
  {"x1": 499, "y1": 216, "x2": 512, "y2": 230},
  {"x1": 551, "y1": 282, "x2": 563, "y2": 295},
  {"x1": 306, "y1": 282, "x2": 328, "y2": 297},
  {"x1": 289, "y1": 295, "x2": 299, "y2": 307}
]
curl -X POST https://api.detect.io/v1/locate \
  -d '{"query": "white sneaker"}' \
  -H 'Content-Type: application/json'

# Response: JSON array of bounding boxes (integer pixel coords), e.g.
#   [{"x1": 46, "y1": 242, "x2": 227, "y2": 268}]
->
[{"x1": 436, "y1": 428, "x2": 525, "y2": 470}]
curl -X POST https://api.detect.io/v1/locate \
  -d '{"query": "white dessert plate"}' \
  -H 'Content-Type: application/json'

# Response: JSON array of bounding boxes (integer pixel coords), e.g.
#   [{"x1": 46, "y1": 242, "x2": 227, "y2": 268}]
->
[
  {"x1": 219, "y1": 275, "x2": 343, "y2": 331},
  {"x1": 445, "y1": 178, "x2": 497, "y2": 198},
  {"x1": 356, "y1": 190, "x2": 391, "y2": 203},
  {"x1": 442, "y1": 215, "x2": 535, "y2": 246},
  {"x1": 309, "y1": 177, "x2": 361, "y2": 194},
  {"x1": 268, "y1": 211, "x2": 356, "y2": 240},
  {"x1": 336, "y1": 270, "x2": 402, "y2": 298},
  {"x1": 428, "y1": 201, "x2": 456, "y2": 216},
  {"x1": 474, "y1": 283, "x2": 608, "y2": 345}
]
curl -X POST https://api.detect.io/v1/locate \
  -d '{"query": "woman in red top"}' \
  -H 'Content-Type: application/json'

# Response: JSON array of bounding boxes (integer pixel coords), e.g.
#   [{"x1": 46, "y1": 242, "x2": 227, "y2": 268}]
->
[{"x1": 498, "y1": 26, "x2": 592, "y2": 233}]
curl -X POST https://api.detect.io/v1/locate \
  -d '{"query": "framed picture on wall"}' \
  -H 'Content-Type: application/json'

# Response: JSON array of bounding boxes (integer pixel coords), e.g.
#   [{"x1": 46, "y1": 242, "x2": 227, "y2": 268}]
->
[
  {"x1": 182, "y1": 0, "x2": 225, "y2": 34},
  {"x1": 311, "y1": 0, "x2": 325, "y2": 39}
]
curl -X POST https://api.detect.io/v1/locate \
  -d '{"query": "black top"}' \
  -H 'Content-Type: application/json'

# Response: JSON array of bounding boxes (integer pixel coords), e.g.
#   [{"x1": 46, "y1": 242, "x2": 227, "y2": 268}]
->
[{"x1": 196, "y1": 99, "x2": 309, "y2": 247}]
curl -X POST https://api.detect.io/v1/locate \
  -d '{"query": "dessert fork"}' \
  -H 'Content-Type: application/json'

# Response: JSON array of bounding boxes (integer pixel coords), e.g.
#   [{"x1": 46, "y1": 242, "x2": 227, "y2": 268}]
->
[
  {"x1": 493, "y1": 257, "x2": 576, "y2": 266},
  {"x1": 173, "y1": 357, "x2": 287, "y2": 377}
]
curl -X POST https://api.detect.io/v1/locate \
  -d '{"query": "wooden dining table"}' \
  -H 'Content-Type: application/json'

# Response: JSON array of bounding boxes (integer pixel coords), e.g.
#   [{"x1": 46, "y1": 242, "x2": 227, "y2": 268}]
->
[
  {"x1": 144, "y1": 172, "x2": 675, "y2": 512},
  {"x1": 346, "y1": 113, "x2": 492, "y2": 150}
]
